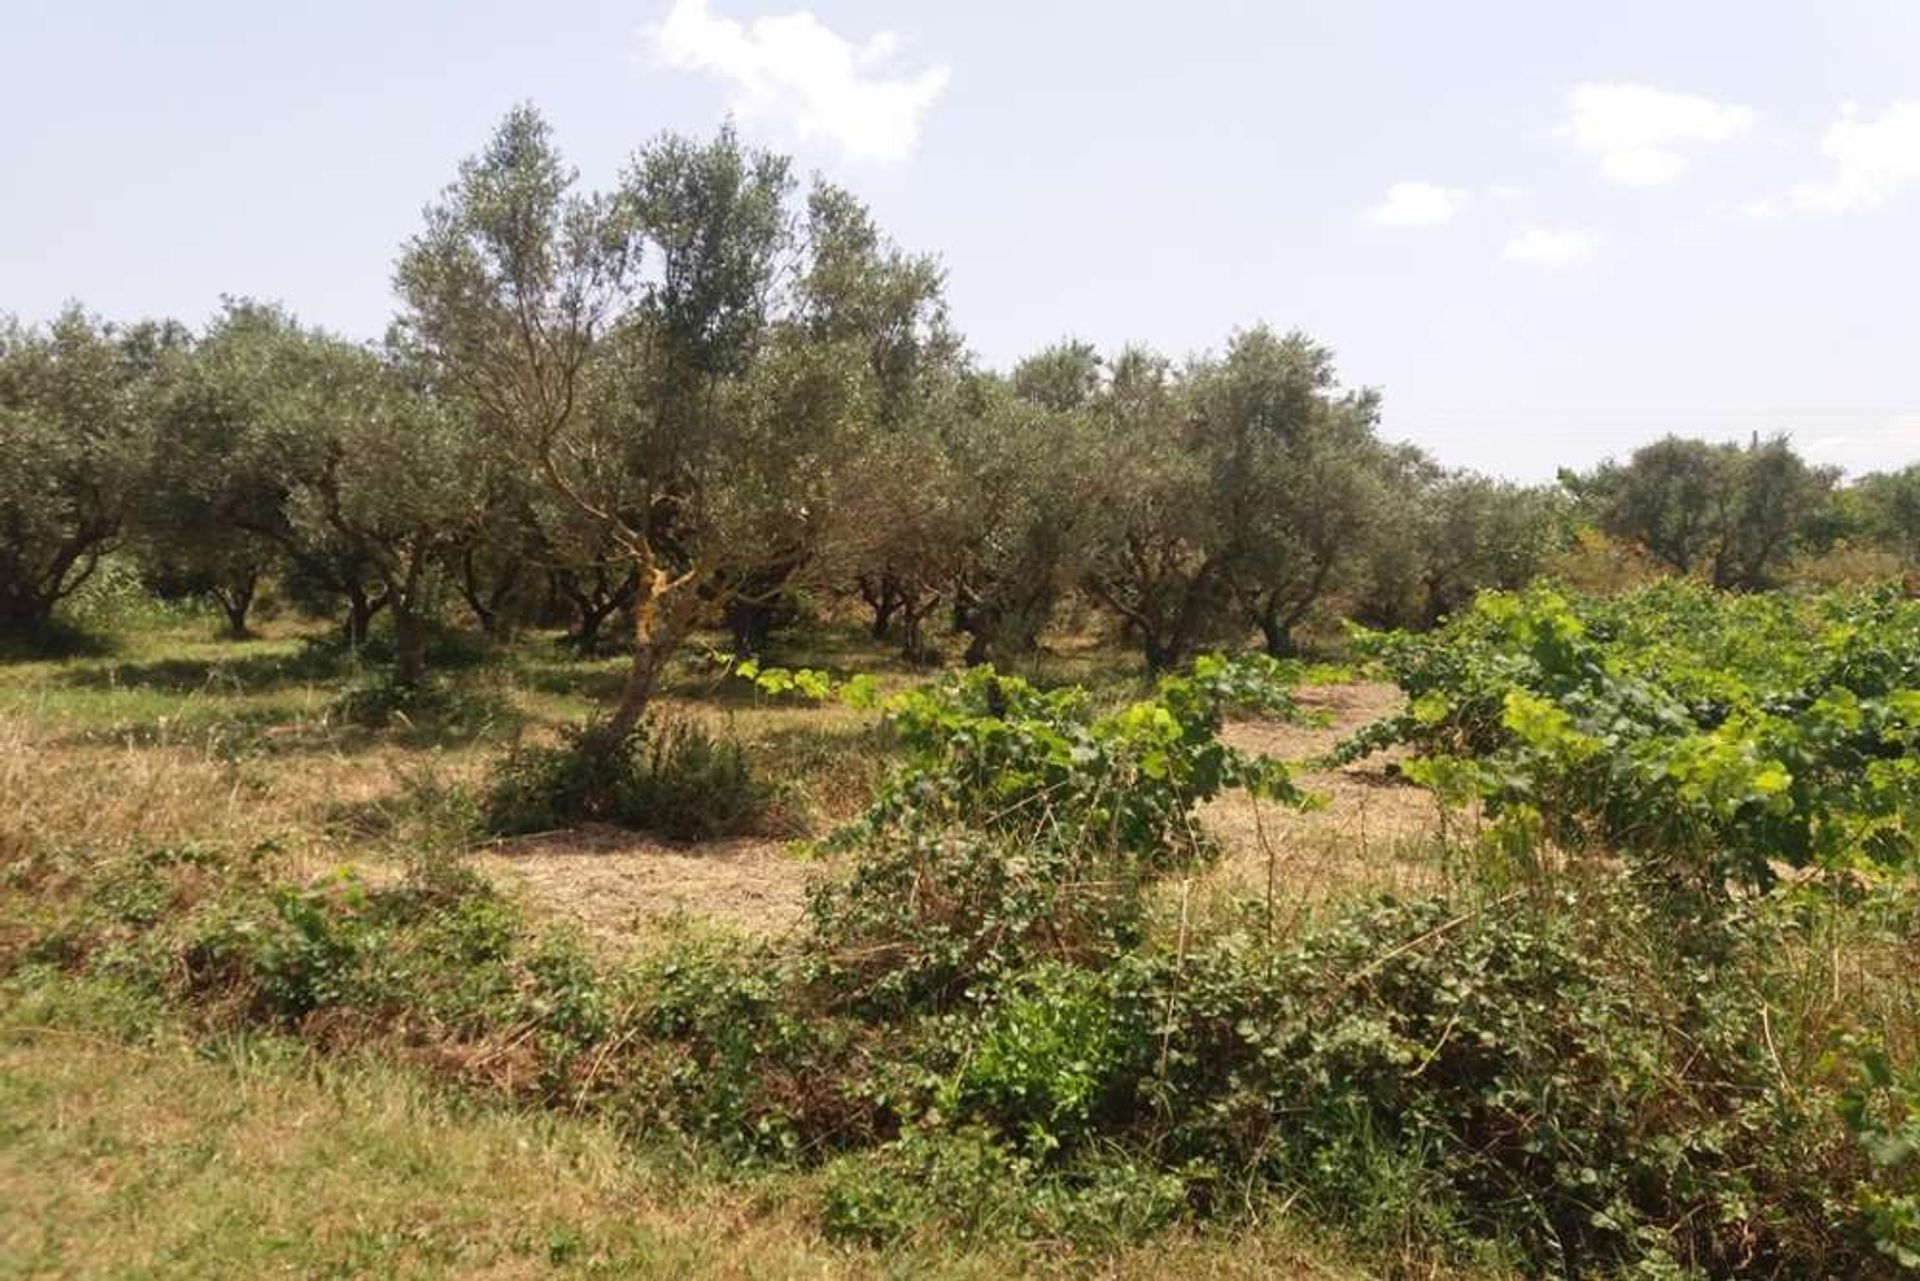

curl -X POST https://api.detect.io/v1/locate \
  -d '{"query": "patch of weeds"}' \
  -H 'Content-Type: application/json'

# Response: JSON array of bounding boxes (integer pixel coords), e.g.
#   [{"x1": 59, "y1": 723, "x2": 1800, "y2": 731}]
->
[
  {"x1": 806, "y1": 829, "x2": 1155, "y2": 1017},
  {"x1": 327, "y1": 671, "x2": 509, "y2": 738},
  {"x1": 946, "y1": 962, "x2": 1141, "y2": 1156},
  {"x1": 1838, "y1": 1040, "x2": 1920, "y2": 1271},
  {"x1": 183, "y1": 861, "x2": 527, "y2": 1037},
  {"x1": 484, "y1": 717, "x2": 771, "y2": 841},
  {"x1": 747, "y1": 722, "x2": 895, "y2": 828},
  {"x1": 622, "y1": 935, "x2": 868, "y2": 1159},
  {"x1": 327, "y1": 766, "x2": 483, "y2": 849},
  {"x1": 820, "y1": 1128, "x2": 1188, "y2": 1248}
]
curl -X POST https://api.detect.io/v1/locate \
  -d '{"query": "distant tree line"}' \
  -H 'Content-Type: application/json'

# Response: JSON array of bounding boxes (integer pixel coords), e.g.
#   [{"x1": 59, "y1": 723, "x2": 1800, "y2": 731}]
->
[{"x1": 3, "y1": 106, "x2": 1914, "y2": 731}]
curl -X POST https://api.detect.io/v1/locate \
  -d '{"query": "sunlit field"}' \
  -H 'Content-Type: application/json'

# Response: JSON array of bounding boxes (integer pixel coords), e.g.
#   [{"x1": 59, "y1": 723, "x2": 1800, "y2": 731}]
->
[{"x1": 4, "y1": 575, "x2": 1916, "y2": 1278}]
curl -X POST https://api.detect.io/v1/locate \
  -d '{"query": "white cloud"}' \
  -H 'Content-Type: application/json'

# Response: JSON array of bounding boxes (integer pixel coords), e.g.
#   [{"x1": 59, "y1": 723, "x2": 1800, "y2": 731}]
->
[
  {"x1": 1803, "y1": 414, "x2": 1920, "y2": 474},
  {"x1": 1363, "y1": 181, "x2": 1469, "y2": 227},
  {"x1": 1561, "y1": 82, "x2": 1754, "y2": 186},
  {"x1": 649, "y1": 0, "x2": 949, "y2": 162},
  {"x1": 1503, "y1": 224, "x2": 1602, "y2": 269},
  {"x1": 1746, "y1": 100, "x2": 1920, "y2": 219}
]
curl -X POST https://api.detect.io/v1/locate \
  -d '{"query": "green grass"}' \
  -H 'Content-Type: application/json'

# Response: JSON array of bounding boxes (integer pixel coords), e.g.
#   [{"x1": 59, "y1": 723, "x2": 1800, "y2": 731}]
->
[
  {"x1": 0, "y1": 995, "x2": 838, "y2": 1278},
  {"x1": 0, "y1": 976, "x2": 1384, "y2": 1280}
]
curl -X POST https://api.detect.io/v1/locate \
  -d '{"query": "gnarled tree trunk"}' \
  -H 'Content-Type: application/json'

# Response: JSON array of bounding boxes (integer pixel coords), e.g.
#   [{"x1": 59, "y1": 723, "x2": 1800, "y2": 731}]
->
[{"x1": 598, "y1": 559, "x2": 706, "y2": 746}]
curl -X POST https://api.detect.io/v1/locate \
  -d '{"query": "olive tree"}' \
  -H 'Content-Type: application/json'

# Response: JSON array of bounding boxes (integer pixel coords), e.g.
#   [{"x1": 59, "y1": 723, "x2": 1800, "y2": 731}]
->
[
  {"x1": 1575, "y1": 434, "x2": 1836, "y2": 589},
  {"x1": 139, "y1": 301, "x2": 293, "y2": 638},
  {"x1": 1361, "y1": 465, "x2": 1570, "y2": 628},
  {"x1": 1199, "y1": 328, "x2": 1391, "y2": 657},
  {"x1": 229, "y1": 317, "x2": 487, "y2": 686},
  {"x1": 0, "y1": 308, "x2": 174, "y2": 641},
  {"x1": 149, "y1": 301, "x2": 398, "y2": 646},
  {"x1": 841, "y1": 413, "x2": 966, "y2": 661},
  {"x1": 947, "y1": 377, "x2": 1099, "y2": 664},
  {"x1": 397, "y1": 107, "x2": 900, "y2": 738},
  {"x1": 1853, "y1": 464, "x2": 1920, "y2": 564},
  {"x1": 732, "y1": 182, "x2": 955, "y2": 654},
  {"x1": 1081, "y1": 345, "x2": 1233, "y2": 671},
  {"x1": 1082, "y1": 328, "x2": 1399, "y2": 668}
]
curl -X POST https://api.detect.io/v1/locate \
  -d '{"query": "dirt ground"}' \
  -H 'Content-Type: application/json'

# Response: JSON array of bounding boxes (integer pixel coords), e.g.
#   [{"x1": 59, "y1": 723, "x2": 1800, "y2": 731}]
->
[{"x1": 1202, "y1": 681, "x2": 1450, "y2": 905}]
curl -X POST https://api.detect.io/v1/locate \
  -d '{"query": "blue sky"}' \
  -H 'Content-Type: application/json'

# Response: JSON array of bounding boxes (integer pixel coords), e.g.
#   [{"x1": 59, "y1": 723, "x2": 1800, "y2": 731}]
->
[{"x1": 4, "y1": 0, "x2": 1918, "y2": 479}]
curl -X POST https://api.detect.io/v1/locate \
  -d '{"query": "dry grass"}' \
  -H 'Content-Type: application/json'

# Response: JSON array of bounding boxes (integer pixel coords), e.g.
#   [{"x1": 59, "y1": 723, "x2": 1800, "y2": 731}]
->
[
  {"x1": 478, "y1": 827, "x2": 821, "y2": 949},
  {"x1": 1200, "y1": 682, "x2": 1454, "y2": 912},
  {"x1": 0, "y1": 1023, "x2": 856, "y2": 1279}
]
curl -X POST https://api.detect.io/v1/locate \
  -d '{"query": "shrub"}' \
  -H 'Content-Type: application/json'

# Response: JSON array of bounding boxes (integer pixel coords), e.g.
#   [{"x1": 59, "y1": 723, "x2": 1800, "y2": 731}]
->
[
  {"x1": 1343, "y1": 583, "x2": 1920, "y2": 890},
  {"x1": 1103, "y1": 885, "x2": 1876, "y2": 1275},
  {"x1": 327, "y1": 671, "x2": 507, "y2": 734},
  {"x1": 845, "y1": 656, "x2": 1304, "y2": 869},
  {"x1": 806, "y1": 829, "x2": 1156, "y2": 1016},
  {"x1": 620, "y1": 718, "x2": 769, "y2": 840},
  {"x1": 483, "y1": 716, "x2": 770, "y2": 841},
  {"x1": 948, "y1": 961, "x2": 1140, "y2": 1154},
  {"x1": 183, "y1": 862, "x2": 526, "y2": 1034},
  {"x1": 807, "y1": 655, "x2": 1307, "y2": 1014},
  {"x1": 621, "y1": 936, "x2": 864, "y2": 1158}
]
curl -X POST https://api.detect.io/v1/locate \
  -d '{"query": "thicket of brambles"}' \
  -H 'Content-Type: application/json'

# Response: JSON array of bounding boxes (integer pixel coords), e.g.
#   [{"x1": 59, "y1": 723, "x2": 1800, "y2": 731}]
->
[{"x1": 5, "y1": 106, "x2": 1919, "y2": 1278}]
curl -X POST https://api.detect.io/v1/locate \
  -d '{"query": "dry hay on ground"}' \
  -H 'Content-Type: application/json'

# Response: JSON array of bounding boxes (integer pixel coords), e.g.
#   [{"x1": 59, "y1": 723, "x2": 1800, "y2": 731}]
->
[
  {"x1": 1203, "y1": 681, "x2": 1451, "y2": 904},
  {"x1": 477, "y1": 826, "x2": 819, "y2": 949}
]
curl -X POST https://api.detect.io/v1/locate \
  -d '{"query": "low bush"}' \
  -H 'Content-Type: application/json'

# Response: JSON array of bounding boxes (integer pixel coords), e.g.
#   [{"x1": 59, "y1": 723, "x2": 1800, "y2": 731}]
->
[
  {"x1": 326, "y1": 671, "x2": 509, "y2": 735},
  {"x1": 1839, "y1": 1041, "x2": 1920, "y2": 1271},
  {"x1": 806, "y1": 828, "x2": 1157, "y2": 1016},
  {"x1": 1114, "y1": 887, "x2": 1855, "y2": 1274},
  {"x1": 483, "y1": 716, "x2": 770, "y2": 841},
  {"x1": 806, "y1": 655, "x2": 1306, "y2": 1015}
]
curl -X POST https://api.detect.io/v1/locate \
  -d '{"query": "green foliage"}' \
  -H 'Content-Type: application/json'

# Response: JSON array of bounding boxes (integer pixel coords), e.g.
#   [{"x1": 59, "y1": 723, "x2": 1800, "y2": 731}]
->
[
  {"x1": 849, "y1": 654, "x2": 1303, "y2": 863},
  {"x1": 947, "y1": 962, "x2": 1139, "y2": 1154},
  {"x1": 1850, "y1": 463, "x2": 1920, "y2": 563},
  {"x1": 820, "y1": 1128, "x2": 1188, "y2": 1248},
  {"x1": 1117, "y1": 889, "x2": 1851, "y2": 1273},
  {"x1": 1077, "y1": 328, "x2": 1403, "y2": 667},
  {"x1": 1345, "y1": 582, "x2": 1920, "y2": 888},
  {"x1": 0, "y1": 309, "x2": 180, "y2": 640},
  {"x1": 1839, "y1": 1042, "x2": 1920, "y2": 1270},
  {"x1": 182, "y1": 861, "x2": 521, "y2": 1029},
  {"x1": 56, "y1": 552, "x2": 216, "y2": 636},
  {"x1": 483, "y1": 716, "x2": 770, "y2": 840},
  {"x1": 10, "y1": 613, "x2": 1916, "y2": 1278},
  {"x1": 327, "y1": 669, "x2": 508, "y2": 735},
  {"x1": 625, "y1": 936, "x2": 861, "y2": 1158},
  {"x1": 1568, "y1": 433, "x2": 1839, "y2": 589},
  {"x1": 808, "y1": 655, "x2": 1306, "y2": 1013},
  {"x1": 1359, "y1": 467, "x2": 1571, "y2": 631}
]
